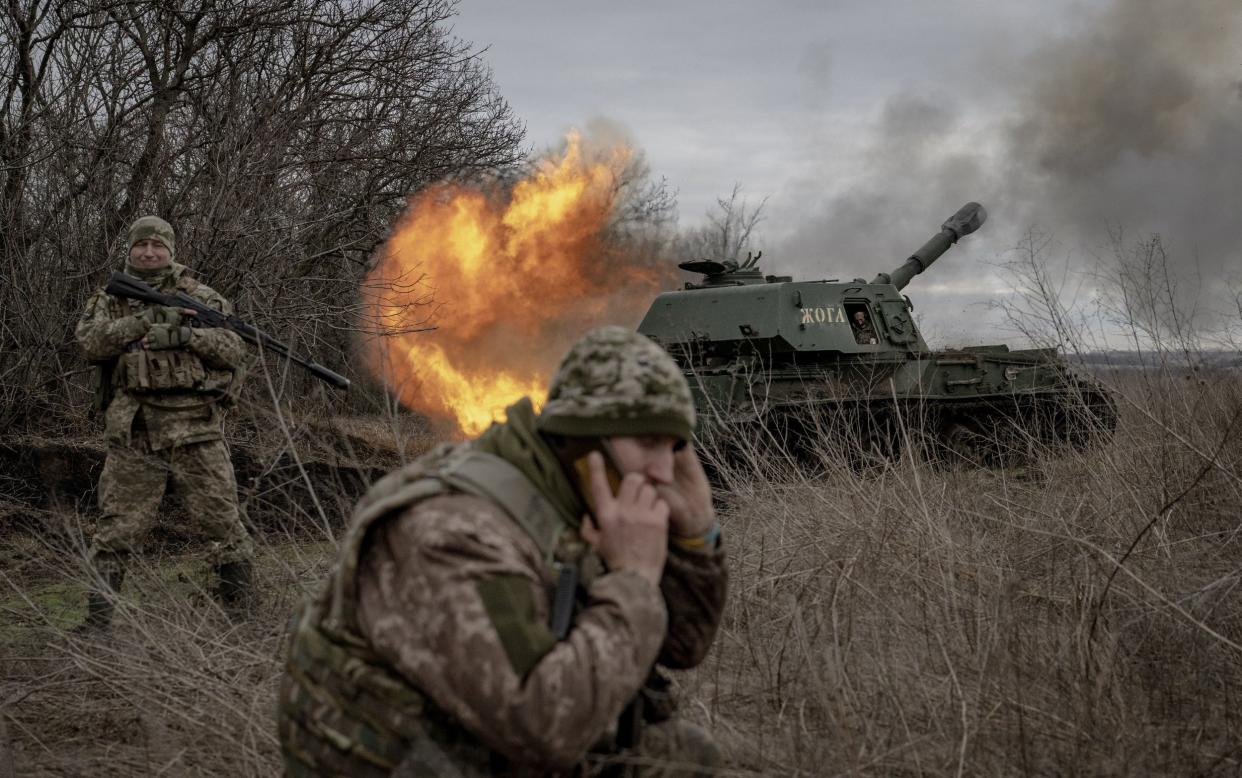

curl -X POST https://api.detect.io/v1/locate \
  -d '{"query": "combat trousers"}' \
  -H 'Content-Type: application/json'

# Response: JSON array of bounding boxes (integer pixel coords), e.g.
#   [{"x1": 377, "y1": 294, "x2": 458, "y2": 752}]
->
[{"x1": 89, "y1": 436, "x2": 254, "y2": 571}]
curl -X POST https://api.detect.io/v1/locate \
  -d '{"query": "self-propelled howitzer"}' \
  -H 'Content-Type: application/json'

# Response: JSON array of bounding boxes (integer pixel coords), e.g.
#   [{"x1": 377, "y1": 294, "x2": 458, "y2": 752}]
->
[{"x1": 637, "y1": 201, "x2": 1116, "y2": 466}]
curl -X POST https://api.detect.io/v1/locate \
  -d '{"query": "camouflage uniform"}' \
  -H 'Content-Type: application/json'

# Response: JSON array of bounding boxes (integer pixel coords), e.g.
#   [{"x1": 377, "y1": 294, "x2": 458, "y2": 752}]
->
[
  {"x1": 76, "y1": 216, "x2": 253, "y2": 606},
  {"x1": 852, "y1": 319, "x2": 878, "y2": 345},
  {"x1": 280, "y1": 327, "x2": 728, "y2": 776}
]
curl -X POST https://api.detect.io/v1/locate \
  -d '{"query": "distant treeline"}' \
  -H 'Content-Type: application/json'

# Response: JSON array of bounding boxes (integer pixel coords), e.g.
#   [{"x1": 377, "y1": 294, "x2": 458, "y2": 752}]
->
[{"x1": 1074, "y1": 351, "x2": 1242, "y2": 371}]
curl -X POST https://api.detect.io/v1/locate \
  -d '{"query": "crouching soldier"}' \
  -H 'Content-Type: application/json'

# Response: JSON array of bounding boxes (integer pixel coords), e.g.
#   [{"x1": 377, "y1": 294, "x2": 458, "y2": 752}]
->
[
  {"x1": 279, "y1": 327, "x2": 728, "y2": 776},
  {"x1": 76, "y1": 216, "x2": 254, "y2": 628}
]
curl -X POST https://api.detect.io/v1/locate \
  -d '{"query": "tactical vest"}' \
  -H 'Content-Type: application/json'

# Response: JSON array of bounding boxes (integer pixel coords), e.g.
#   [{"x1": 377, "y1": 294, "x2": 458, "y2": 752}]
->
[
  {"x1": 279, "y1": 443, "x2": 598, "y2": 778},
  {"x1": 91, "y1": 274, "x2": 228, "y2": 408}
]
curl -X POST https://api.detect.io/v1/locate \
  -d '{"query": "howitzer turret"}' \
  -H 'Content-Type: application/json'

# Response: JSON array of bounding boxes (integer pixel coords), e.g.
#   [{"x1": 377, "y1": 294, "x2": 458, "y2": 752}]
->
[
  {"x1": 637, "y1": 198, "x2": 1115, "y2": 469},
  {"x1": 872, "y1": 202, "x2": 987, "y2": 291}
]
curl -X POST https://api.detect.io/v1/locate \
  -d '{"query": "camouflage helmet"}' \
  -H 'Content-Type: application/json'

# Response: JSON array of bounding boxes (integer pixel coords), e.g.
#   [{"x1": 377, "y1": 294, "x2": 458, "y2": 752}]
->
[
  {"x1": 128, "y1": 215, "x2": 176, "y2": 256},
  {"x1": 538, "y1": 326, "x2": 695, "y2": 441}
]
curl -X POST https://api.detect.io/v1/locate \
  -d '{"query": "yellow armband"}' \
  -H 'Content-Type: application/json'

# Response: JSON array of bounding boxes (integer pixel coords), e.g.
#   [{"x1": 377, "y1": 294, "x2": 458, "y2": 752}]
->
[{"x1": 670, "y1": 522, "x2": 721, "y2": 551}]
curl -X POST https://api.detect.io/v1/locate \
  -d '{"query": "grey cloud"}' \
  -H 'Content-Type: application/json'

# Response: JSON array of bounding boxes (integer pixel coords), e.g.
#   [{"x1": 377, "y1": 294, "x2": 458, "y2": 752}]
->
[{"x1": 776, "y1": 0, "x2": 1242, "y2": 333}]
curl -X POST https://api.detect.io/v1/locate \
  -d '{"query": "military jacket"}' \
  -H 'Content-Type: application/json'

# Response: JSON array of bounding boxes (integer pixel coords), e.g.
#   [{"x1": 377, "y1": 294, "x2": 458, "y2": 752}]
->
[
  {"x1": 279, "y1": 442, "x2": 728, "y2": 776},
  {"x1": 75, "y1": 263, "x2": 246, "y2": 450},
  {"x1": 852, "y1": 322, "x2": 878, "y2": 345}
]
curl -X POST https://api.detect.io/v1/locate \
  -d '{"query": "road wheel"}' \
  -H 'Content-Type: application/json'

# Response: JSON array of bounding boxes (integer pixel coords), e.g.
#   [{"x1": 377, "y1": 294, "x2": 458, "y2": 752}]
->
[{"x1": 939, "y1": 418, "x2": 993, "y2": 467}]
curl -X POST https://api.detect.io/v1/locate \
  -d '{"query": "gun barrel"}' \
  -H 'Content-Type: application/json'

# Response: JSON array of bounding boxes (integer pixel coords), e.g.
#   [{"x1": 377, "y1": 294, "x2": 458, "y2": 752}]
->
[
  {"x1": 305, "y1": 362, "x2": 351, "y2": 390},
  {"x1": 105, "y1": 273, "x2": 167, "y2": 305},
  {"x1": 872, "y1": 202, "x2": 987, "y2": 291}
]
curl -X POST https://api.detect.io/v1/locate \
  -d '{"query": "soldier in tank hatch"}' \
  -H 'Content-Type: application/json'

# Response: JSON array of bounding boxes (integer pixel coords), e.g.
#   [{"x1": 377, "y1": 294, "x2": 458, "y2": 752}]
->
[
  {"x1": 851, "y1": 309, "x2": 878, "y2": 345},
  {"x1": 279, "y1": 326, "x2": 728, "y2": 777},
  {"x1": 76, "y1": 216, "x2": 254, "y2": 629}
]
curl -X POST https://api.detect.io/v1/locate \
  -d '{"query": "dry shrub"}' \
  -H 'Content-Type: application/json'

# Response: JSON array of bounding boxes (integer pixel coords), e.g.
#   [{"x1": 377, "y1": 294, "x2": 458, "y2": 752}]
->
[
  {"x1": 3, "y1": 369, "x2": 1238, "y2": 776},
  {"x1": 2, "y1": 256, "x2": 1239, "y2": 775},
  {"x1": 0, "y1": 517, "x2": 349, "y2": 776},
  {"x1": 0, "y1": 355, "x2": 440, "y2": 775},
  {"x1": 682, "y1": 368, "x2": 1242, "y2": 776}
]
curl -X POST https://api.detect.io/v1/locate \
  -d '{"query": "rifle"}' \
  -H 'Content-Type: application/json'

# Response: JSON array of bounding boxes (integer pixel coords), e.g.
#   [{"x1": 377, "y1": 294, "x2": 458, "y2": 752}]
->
[{"x1": 105, "y1": 272, "x2": 351, "y2": 390}]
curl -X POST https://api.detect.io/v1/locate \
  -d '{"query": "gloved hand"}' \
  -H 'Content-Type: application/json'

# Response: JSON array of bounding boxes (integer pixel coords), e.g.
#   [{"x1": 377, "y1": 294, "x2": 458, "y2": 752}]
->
[
  {"x1": 128, "y1": 312, "x2": 153, "y2": 338},
  {"x1": 138, "y1": 305, "x2": 184, "y2": 328},
  {"x1": 145, "y1": 323, "x2": 193, "y2": 350}
]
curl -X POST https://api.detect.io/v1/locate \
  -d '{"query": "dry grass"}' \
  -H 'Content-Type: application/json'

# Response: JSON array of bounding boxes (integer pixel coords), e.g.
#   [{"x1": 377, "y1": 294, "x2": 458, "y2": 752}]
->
[
  {"x1": 686, "y1": 369, "x2": 1242, "y2": 775},
  {"x1": 2, "y1": 367, "x2": 1240, "y2": 776},
  {"x1": 0, "y1": 536, "x2": 335, "y2": 776}
]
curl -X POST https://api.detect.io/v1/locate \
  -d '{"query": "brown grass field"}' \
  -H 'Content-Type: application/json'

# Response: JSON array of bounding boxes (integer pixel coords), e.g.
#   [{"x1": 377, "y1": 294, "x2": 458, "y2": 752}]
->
[{"x1": 2, "y1": 367, "x2": 1240, "y2": 776}]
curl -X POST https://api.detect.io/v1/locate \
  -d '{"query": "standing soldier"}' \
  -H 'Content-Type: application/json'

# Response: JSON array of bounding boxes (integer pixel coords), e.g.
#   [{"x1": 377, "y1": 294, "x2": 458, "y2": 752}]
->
[
  {"x1": 76, "y1": 215, "x2": 254, "y2": 629},
  {"x1": 279, "y1": 326, "x2": 728, "y2": 776}
]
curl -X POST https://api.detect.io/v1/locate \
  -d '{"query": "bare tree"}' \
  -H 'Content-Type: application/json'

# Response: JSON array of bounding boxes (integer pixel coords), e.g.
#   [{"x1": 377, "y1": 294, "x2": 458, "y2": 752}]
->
[
  {"x1": 988, "y1": 228, "x2": 1094, "y2": 352},
  {"x1": 1096, "y1": 227, "x2": 1206, "y2": 364},
  {"x1": 0, "y1": 0, "x2": 524, "y2": 429},
  {"x1": 676, "y1": 182, "x2": 768, "y2": 263}
]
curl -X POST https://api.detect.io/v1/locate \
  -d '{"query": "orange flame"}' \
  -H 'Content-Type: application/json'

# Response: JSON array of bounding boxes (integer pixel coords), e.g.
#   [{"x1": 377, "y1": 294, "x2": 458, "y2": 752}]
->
[{"x1": 364, "y1": 131, "x2": 675, "y2": 437}]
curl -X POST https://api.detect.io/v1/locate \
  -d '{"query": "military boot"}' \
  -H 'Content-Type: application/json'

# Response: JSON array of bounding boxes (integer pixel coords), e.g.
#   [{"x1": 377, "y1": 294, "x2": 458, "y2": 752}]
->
[
  {"x1": 80, "y1": 568, "x2": 125, "y2": 634},
  {"x1": 216, "y1": 559, "x2": 254, "y2": 619}
]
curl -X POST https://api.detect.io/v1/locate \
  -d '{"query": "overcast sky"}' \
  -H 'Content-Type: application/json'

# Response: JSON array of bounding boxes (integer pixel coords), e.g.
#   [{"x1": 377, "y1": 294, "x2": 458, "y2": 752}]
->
[{"x1": 451, "y1": 0, "x2": 1242, "y2": 345}]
